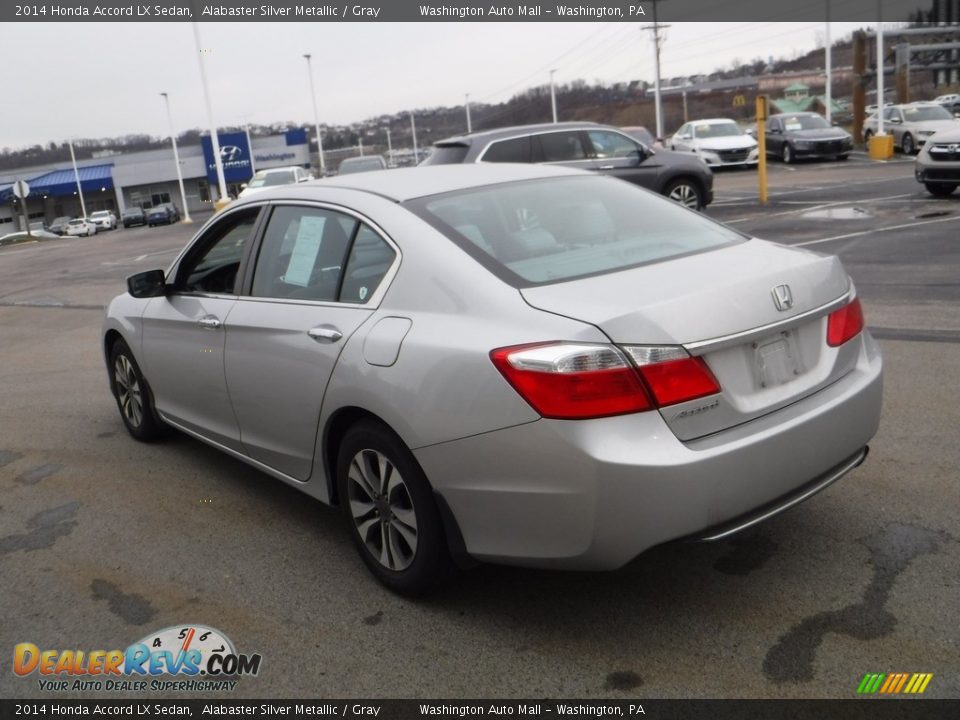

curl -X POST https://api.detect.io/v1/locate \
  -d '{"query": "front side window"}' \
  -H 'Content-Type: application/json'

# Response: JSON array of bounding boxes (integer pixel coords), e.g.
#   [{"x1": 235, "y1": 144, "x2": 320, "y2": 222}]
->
[
  {"x1": 587, "y1": 131, "x2": 639, "y2": 159},
  {"x1": 177, "y1": 209, "x2": 259, "y2": 294},
  {"x1": 538, "y1": 132, "x2": 587, "y2": 162}
]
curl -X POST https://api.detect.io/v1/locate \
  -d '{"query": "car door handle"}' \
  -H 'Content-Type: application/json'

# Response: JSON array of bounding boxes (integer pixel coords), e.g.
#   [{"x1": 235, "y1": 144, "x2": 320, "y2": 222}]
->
[
  {"x1": 198, "y1": 315, "x2": 221, "y2": 330},
  {"x1": 308, "y1": 325, "x2": 343, "y2": 343}
]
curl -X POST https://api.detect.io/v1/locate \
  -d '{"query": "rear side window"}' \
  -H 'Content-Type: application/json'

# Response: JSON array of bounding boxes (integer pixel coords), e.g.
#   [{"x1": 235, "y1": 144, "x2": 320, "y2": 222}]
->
[
  {"x1": 249, "y1": 205, "x2": 395, "y2": 304},
  {"x1": 538, "y1": 132, "x2": 587, "y2": 162},
  {"x1": 420, "y1": 145, "x2": 470, "y2": 165},
  {"x1": 407, "y1": 176, "x2": 743, "y2": 287},
  {"x1": 481, "y1": 137, "x2": 532, "y2": 163}
]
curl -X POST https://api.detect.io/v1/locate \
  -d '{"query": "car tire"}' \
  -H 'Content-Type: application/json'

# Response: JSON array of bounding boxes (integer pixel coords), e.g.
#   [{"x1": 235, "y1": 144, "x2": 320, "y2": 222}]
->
[
  {"x1": 924, "y1": 182, "x2": 958, "y2": 197},
  {"x1": 108, "y1": 338, "x2": 165, "y2": 442},
  {"x1": 336, "y1": 419, "x2": 451, "y2": 595},
  {"x1": 901, "y1": 134, "x2": 916, "y2": 155},
  {"x1": 663, "y1": 178, "x2": 704, "y2": 211},
  {"x1": 781, "y1": 143, "x2": 794, "y2": 164}
]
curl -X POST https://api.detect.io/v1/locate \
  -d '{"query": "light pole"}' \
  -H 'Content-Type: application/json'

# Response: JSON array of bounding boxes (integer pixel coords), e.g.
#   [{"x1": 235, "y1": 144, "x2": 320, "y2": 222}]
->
[
  {"x1": 67, "y1": 138, "x2": 87, "y2": 218},
  {"x1": 358, "y1": 134, "x2": 364, "y2": 157},
  {"x1": 384, "y1": 127, "x2": 393, "y2": 167},
  {"x1": 303, "y1": 53, "x2": 326, "y2": 175},
  {"x1": 240, "y1": 116, "x2": 257, "y2": 176},
  {"x1": 824, "y1": 6, "x2": 832, "y2": 124},
  {"x1": 549, "y1": 70, "x2": 558, "y2": 123},
  {"x1": 410, "y1": 112, "x2": 419, "y2": 165},
  {"x1": 160, "y1": 93, "x2": 192, "y2": 223},
  {"x1": 876, "y1": 17, "x2": 885, "y2": 136},
  {"x1": 465, "y1": 93, "x2": 472, "y2": 133},
  {"x1": 191, "y1": 22, "x2": 227, "y2": 204}
]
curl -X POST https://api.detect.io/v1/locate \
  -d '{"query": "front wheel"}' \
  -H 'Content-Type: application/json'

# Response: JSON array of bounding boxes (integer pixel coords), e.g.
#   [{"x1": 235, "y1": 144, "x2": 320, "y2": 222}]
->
[
  {"x1": 781, "y1": 143, "x2": 794, "y2": 164},
  {"x1": 337, "y1": 419, "x2": 451, "y2": 595},
  {"x1": 901, "y1": 134, "x2": 916, "y2": 155},
  {"x1": 109, "y1": 339, "x2": 165, "y2": 441},
  {"x1": 663, "y1": 178, "x2": 704, "y2": 211},
  {"x1": 924, "y1": 182, "x2": 958, "y2": 197}
]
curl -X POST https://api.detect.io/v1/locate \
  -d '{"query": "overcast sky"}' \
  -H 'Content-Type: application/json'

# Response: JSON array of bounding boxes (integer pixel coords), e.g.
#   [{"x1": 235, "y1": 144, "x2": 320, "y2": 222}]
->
[{"x1": 4, "y1": 21, "x2": 865, "y2": 150}]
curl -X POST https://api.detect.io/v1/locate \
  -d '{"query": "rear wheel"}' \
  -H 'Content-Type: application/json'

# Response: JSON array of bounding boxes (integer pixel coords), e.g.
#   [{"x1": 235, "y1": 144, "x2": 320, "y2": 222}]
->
[
  {"x1": 663, "y1": 178, "x2": 704, "y2": 211},
  {"x1": 109, "y1": 339, "x2": 165, "y2": 442},
  {"x1": 337, "y1": 419, "x2": 451, "y2": 595},
  {"x1": 901, "y1": 133, "x2": 916, "y2": 155},
  {"x1": 781, "y1": 143, "x2": 794, "y2": 164},
  {"x1": 924, "y1": 182, "x2": 958, "y2": 197}
]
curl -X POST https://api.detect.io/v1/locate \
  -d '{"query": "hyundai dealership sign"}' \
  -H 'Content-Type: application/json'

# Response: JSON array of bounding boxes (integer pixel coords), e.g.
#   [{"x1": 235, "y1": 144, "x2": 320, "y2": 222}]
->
[{"x1": 201, "y1": 132, "x2": 253, "y2": 183}]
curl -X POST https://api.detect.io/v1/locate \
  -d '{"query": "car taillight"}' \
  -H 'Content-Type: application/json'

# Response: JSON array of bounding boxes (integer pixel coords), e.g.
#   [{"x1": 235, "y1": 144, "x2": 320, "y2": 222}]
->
[
  {"x1": 490, "y1": 342, "x2": 720, "y2": 420},
  {"x1": 827, "y1": 297, "x2": 864, "y2": 347}
]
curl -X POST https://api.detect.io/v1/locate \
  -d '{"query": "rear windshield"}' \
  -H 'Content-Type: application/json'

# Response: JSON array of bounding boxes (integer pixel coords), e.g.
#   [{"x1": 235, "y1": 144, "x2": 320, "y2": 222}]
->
[
  {"x1": 248, "y1": 171, "x2": 295, "y2": 188},
  {"x1": 419, "y1": 144, "x2": 470, "y2": 166},
  {"x1": 406, "y1": 176, "x2": 744, "y2": 287}
]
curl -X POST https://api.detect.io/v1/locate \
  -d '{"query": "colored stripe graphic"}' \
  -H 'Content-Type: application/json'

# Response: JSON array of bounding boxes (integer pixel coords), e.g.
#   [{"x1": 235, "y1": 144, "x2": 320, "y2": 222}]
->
[{"x1": 858, "y1": 673, "x2": 933, "y2": 695}]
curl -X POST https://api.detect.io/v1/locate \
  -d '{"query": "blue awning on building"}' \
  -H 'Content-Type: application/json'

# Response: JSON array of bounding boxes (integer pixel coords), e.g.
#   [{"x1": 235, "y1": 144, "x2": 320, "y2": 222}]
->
[{"x1": 0, "y1": 164, "x2": 114, "y2": 201}]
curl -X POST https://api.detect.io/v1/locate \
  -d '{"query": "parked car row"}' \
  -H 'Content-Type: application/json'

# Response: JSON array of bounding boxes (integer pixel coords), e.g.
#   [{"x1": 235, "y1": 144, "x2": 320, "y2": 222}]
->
[{"x1": 863, "y1": 102, "x2": 960, "y2": 154}]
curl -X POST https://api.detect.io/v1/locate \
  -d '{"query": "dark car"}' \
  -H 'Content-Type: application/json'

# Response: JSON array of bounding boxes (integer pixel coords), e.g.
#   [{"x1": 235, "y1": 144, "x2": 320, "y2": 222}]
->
[
  {"x1": 146, "y1": 203, "x2": 181, "y2": 227},
  {"x1": 48, "y1": 216, "x2": 73, "y2": 235},
  {"x1": 122, "y1": 207, "x2": 147, "y2": 228},
  {"x1": 420, "y1": 122, "x2": 714, "y2": 210},
  {"x1": 763, "y1": 112, "x2": 853, "y2": 163}
]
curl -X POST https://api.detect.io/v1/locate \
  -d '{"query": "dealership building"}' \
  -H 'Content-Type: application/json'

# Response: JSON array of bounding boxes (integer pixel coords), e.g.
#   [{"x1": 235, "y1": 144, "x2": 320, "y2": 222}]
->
[{"x1": 0, "y1": 129, "x2": 311, "y2": 229}]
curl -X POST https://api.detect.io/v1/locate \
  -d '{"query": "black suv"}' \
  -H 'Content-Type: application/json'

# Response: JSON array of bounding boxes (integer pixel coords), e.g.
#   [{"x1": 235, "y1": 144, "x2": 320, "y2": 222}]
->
[{"x1": 421, "y1": 122, "x2": 714, "y2": 210}]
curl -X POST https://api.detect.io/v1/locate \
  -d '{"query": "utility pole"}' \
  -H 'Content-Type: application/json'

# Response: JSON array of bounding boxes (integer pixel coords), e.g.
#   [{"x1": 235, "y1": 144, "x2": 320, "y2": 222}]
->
[
  {"x1": 160, "y1": 93, "x2": 192, "y2": 223},
  {"x1": 384, "y1": 127, "x2": 393, "y2": 167},
  {"x1": 549, "y1": 70, "x2": 558, "y2": 123},
  {"x1": 643, "y1": 7, "x2": 670, "y2": 141},
  {"x1": 465, "y1": 93, "x2": 472, "y2": 133},
  {"x1": 68, "y1": 139, "x2": 87, "y2": 218},
  {"x1": 303, "y1": 53, "x2": 327, "y2": 175},
  {"x1": 192, "y1": 23, "x2": 227, "y2": 204},
  {"x1": 410, "y1": 112, "x2": 419, "y2": 165},
  {"x1": 825, "y1": 3, "x2": 832, "y2": 124}
]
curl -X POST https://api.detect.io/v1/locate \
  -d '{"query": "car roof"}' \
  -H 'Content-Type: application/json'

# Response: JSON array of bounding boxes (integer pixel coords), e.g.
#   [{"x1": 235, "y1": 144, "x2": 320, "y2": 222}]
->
[
  {"x1": 229, "y1": 164, "x2": 589, "y2": 204},
  {"x1": 254, "y1": 166, "x2": 302, "y2": 175},
  {"x1": 770, "y1": 112, "x2": 821, "y2": 118},
  {"x1": 432, "y1": 121, "x2": 603, "y2": 147},
  {"x1": 687, "y1": 118, "x2": 739, "y2": 124}
]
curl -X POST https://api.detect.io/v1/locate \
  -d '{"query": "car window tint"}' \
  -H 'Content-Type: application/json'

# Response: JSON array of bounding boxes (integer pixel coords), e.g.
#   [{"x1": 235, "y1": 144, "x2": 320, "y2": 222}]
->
[
  {"x1": 338, "y1": 225, "x2": 397, "y2": 304},
  {"x1": 409, "y1": 175, "x2": 743, "y2": 287},
  {"x1": 587, "y1": 130, "x2": 638, "y2": 158},
  {"x1": 482, "y1": 137, "x2": 532, "y2": 163},
  {"x1": 179, "y1": 209, "x2": 259, "y2": 294},
  {"x1": 250, "y1": 206, "x2": 357, "y2": 301},
  {"x1": 538, "y1": 132, "x2": 587, "y2": 162}
]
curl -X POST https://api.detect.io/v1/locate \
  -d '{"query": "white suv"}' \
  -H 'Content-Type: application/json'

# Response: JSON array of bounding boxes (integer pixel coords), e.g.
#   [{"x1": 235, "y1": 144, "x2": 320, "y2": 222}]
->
[{"x1": 89, "y1": 210, "x2": 118, "y2": 231}]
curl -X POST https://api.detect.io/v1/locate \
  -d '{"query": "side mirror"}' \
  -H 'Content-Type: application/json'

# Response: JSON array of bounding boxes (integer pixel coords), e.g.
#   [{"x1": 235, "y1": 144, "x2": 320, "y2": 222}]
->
[
  {"x1": 240, "y1": 183, "x2": 248, "y2": 190},
  {"x1": 127, "y1": 269, "x2": 167, "y2": 299}
]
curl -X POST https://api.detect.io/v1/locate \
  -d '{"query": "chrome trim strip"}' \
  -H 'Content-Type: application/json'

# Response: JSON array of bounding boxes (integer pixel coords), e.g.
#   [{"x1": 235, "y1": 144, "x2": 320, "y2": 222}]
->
[
  {"x1": 158, "y1": 414, "x2": 309, "y2": 486},
  {"x1": 700, "y1": 447, "x2": 868, "y2": 542},
  {"x1": 684, "y1": 287, "x2": 851, "y2": 355}
]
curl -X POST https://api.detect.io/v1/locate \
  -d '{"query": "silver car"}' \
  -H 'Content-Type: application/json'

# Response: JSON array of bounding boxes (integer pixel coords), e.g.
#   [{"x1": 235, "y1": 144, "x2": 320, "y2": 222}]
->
[
  {"x1": 863, "y1": 102, "x2": 960, "y2": 154},
  {"x1": 103, "y1": 165, "x2": 883, "y2": 594},
  {"x1": 914, "y1": 126, "x2": 960, "y2": 196}
]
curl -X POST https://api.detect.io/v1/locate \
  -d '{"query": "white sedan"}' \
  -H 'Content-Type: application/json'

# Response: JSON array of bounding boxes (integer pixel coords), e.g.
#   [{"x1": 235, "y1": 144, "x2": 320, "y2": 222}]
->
[
  {"x1": 670, "y1": 118, "x2": 759, "y2": 168},
  {"x1": 64, "y1": 218, "x2": 98, "y2": 237}
]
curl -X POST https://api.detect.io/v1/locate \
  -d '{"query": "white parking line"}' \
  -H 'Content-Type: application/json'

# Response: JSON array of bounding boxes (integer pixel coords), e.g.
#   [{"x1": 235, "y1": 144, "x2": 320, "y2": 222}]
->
[
  {"x1": 725, "y1": 193, "x2": 916, "y2": 223},
  {"x1": 793, "y1": 213, "x2": 960, "y2": 247}
]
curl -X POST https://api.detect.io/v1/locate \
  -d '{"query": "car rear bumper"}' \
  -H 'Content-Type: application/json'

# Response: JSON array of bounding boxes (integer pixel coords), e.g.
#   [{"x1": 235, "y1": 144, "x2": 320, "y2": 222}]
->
[{"x1": 415, "y1": 331, "x2": 882, "y2": 570}]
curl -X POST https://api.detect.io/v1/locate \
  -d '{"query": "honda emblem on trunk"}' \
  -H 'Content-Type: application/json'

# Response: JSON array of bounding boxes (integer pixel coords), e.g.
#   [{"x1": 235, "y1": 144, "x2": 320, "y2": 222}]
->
[{"x1": 772, "y1": 284, "x2": 793, "y2": 311}]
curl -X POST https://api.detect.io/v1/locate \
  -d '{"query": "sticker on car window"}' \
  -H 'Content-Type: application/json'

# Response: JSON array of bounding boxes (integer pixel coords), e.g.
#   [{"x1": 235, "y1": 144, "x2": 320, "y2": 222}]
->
[
  {"x1": 284, "y1": 215, "x2": 325, "y2": 287},
  {"x1": 784, "y1": 120, "x2": 803, "y2": 131}
]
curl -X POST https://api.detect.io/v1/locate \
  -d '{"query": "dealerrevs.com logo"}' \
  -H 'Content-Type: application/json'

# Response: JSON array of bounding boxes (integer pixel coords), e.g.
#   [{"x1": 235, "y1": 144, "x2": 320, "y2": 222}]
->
[{"x1": 13, "y1": 625, "x2": 262, "y2": 693}]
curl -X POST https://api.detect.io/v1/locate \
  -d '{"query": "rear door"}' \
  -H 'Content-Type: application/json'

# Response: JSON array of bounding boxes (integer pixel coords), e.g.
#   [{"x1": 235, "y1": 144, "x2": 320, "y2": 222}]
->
[
  {"x1": 223, "y1": 203, "x2": 398, "y2": 481},
  {"x1": 532, "y1": 130, "x2": 596, "y2": 172}
]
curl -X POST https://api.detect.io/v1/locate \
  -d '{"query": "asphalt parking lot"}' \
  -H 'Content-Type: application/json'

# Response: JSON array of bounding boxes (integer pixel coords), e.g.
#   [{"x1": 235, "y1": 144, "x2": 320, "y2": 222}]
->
[{"x1": 1, "y1": 156, "x2": 958, "y2": 700}]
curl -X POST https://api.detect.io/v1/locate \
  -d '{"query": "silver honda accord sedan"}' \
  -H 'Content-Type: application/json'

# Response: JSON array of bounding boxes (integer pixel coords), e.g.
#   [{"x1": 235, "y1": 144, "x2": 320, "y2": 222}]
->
[{"x1": 103, "y1": 164, "x2": 882, "y2": 594}]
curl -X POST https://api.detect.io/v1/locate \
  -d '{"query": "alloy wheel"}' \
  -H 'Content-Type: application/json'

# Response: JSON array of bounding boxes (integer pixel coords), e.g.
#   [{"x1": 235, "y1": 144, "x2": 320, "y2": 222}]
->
[
  {"x1": 114, "y1": 355, "x2": 143, "y2": 428},
  {"x1": 346, "y1": 448, "x2": 419, "y2": 571},
  {"x1": 668, "y1": 183, "x2": 700, "y2": 210}
]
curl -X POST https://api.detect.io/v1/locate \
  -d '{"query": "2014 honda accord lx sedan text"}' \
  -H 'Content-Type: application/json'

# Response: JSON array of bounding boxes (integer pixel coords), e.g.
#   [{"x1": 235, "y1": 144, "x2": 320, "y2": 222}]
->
[{"x1": 103, "y1": 165, "x2": 883, "y2": 595}]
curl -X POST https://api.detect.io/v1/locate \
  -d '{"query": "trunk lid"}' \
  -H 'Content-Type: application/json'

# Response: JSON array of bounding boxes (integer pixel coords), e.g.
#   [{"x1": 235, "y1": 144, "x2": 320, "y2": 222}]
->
[{"x1": 520, "y1": 239, "x2": 858, "y2": 440}]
